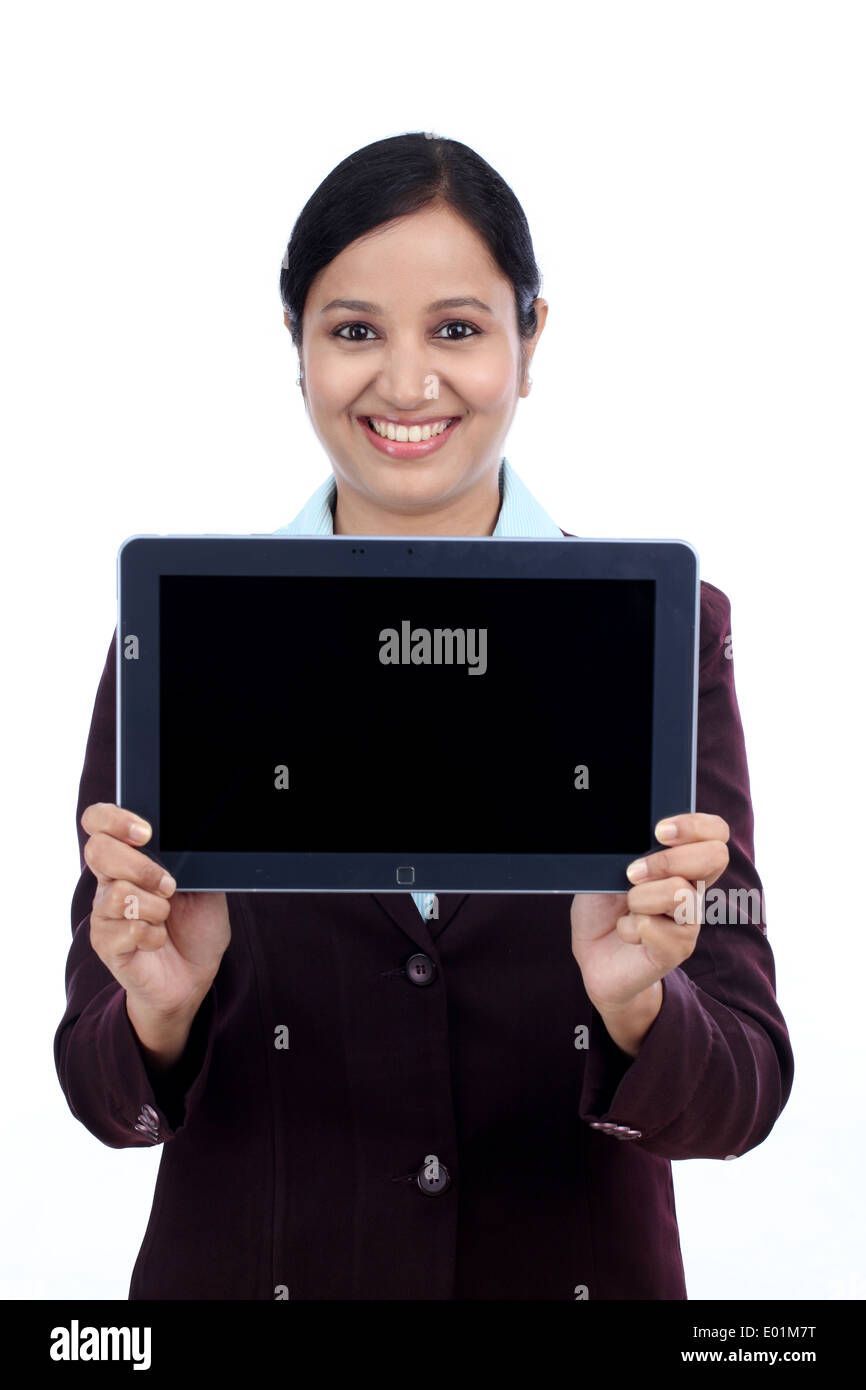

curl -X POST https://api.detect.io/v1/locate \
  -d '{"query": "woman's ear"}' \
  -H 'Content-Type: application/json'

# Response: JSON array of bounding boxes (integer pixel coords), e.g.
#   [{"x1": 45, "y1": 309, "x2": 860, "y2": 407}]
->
[
  {"x1": 519, "y1": 351, "x2": 535, "y2": 397},
  {"x1": 519, "y1": 298, "x2": 547, "y2": 396}
]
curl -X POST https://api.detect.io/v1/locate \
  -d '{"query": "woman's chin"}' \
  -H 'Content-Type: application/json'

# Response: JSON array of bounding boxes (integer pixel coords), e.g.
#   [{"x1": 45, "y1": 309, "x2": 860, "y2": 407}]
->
[{"x1": 352, "y1": 459, "x2": 469, "y2": 510}]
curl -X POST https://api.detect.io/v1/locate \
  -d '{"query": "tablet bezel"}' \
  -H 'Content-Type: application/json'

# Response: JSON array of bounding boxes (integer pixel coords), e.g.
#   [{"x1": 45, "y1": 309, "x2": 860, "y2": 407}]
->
[{"x1": 117, "y1": 534, "x2": 699, "y2": 894}]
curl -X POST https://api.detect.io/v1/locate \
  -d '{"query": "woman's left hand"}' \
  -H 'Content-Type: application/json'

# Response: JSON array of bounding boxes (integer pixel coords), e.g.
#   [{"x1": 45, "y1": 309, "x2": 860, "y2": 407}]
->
[{"x1": 570, "y1": 812, "x2": 730, "y2": 1053}]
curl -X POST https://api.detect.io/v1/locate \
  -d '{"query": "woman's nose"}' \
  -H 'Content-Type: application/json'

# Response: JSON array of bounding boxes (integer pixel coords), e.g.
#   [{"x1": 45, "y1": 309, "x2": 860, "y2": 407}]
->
[{"x1": 374, "y1": 349, "x2": 442, "y2": 406}]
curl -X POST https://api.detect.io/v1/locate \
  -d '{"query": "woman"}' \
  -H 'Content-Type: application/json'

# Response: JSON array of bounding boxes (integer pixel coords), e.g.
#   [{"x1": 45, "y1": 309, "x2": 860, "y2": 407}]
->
[{"x1": 55, "y1": 132, "x2": 794, "y2": 1300}]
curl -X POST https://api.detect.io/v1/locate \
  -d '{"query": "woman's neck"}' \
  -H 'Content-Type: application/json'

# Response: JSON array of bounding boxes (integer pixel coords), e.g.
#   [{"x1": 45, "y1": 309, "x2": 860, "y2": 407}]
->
[{"x1": 332, "y1": 463, "x2": 503, "y2": 537}]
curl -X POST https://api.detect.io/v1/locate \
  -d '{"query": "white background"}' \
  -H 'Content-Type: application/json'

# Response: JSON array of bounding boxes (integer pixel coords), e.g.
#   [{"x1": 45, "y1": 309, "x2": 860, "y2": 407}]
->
[{"x1": 1, "y1": 0, "x2": 863, "y2": 1300}]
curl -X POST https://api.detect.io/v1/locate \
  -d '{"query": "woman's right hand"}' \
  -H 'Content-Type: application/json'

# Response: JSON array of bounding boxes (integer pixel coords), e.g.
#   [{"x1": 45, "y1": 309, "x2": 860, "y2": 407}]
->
[{"x1": 81, "y1": 802, "x2": 231, "y2": 1021}]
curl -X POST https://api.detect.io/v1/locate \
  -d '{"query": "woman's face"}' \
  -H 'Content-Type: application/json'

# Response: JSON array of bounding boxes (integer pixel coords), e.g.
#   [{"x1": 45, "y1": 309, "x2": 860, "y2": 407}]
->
[{"x1": 288, "y1": 201, "x2": 547, "y2": 533}]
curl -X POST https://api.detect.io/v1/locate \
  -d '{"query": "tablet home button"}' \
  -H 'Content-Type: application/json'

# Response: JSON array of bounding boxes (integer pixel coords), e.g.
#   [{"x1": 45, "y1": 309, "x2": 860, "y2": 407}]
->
[{"x1": 396, "y1": 866, "x2": 415, "y2": 885}]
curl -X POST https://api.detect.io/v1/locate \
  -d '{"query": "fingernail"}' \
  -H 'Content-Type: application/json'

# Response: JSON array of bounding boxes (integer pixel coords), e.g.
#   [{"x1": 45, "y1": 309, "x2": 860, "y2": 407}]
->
[
  {"x1": 158, "y1": 873, "x2": 176, "y2": 896},
  {"x1": 656, "y1": 822, "x2": 677, "y2": 842},
  {"x1": 129, "y1": 821, "x2": 150, "y2": 842},
  {"x1": 626, "y1": 859, "x2": 648, "y2": 883}
]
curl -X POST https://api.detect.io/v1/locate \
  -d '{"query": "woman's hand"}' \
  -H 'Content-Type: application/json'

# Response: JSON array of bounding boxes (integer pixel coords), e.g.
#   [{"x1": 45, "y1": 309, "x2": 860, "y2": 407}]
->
[
  {"x1": 570, "y1": 812, "x2": 730, "y2": 1056},
  {"x1": 81, "y1": 803, "x2": 231, "y2": 1055}
]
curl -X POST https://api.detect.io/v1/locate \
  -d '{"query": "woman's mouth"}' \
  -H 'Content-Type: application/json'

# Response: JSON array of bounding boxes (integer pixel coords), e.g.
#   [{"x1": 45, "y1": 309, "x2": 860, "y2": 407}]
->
[{"x1": 357, "y1": 414, "x2": 462, "y2": 459}]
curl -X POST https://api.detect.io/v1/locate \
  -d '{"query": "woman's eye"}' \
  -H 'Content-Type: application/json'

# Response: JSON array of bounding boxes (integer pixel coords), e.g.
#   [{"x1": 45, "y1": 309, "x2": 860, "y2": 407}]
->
[
  {"x1": 333, "y1": 323, "x2": 377, "y2": 342},
  {"x1": 434, "y1": 321, "x2": 479, "y2": 341}
]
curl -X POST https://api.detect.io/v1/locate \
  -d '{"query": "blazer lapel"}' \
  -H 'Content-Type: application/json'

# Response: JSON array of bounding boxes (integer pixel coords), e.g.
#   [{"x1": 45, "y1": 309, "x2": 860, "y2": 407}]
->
[
  {"x1": 428, "y1": 893, "x2": 470, "y2": 941},
  {"x1": 371, "y1": 892, "x2": 470, "y2": 951}
]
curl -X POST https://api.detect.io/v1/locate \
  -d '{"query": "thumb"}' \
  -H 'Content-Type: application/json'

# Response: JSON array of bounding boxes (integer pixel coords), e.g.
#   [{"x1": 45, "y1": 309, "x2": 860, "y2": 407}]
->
[{"x1": 570, "y1": 892, "x2": 628, "y2": 944}]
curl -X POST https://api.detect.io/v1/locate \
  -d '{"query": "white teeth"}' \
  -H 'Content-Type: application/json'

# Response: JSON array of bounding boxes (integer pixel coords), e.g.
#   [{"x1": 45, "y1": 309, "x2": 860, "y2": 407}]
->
[{"x1": 369, "y1": 418, "x2": 453, "y2": 442}]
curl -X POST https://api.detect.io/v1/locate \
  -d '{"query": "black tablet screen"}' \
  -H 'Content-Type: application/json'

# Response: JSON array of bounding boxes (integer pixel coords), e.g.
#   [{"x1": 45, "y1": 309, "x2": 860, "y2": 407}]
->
[{"x1": 159, "y1": 575, "x2": 654, "y2": 853}]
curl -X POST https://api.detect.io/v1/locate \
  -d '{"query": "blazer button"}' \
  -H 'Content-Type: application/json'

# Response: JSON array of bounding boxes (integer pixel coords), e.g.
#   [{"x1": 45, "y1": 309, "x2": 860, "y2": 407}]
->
[
  {"x1": 589, "y1": 1120, "x2": 641, "y2": 1139},
  {"x1": 134, "y1": 1104, "x2": 160, "y2": 1141},
  {"x1": 416, "y1": 1154, "x2": 451, "y2": 1195},
  {"x1": 406, "y1": 952, "x2": 437, "y2": 987}
]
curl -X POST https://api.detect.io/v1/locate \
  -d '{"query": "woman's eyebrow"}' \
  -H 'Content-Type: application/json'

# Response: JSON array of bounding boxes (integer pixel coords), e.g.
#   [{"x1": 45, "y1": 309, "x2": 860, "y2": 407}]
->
[{"x1": 320, "y1": 296, "x2": 494, "y2": 315}]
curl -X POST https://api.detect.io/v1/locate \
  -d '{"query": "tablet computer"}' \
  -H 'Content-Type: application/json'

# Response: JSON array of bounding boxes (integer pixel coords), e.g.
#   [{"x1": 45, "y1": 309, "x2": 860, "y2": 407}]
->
[{"x1": 117, "y1": 534, "x2": 698, "y2": 893}]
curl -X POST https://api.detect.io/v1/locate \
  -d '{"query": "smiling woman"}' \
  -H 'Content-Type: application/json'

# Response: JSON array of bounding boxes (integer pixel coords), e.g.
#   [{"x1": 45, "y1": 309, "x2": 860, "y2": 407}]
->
[
  {"x1": 55, "y1": 130, "x2": 795, "y2": 1303},
  {"x1": 279, "y1": 134, "x2": 547, "y2": 535}
]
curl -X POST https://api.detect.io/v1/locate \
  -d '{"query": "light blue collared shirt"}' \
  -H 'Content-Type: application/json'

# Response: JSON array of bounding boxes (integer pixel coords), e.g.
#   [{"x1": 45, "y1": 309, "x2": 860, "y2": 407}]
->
[{"x1": 272, "y1": 456, "x2": 564, "y2": 920}]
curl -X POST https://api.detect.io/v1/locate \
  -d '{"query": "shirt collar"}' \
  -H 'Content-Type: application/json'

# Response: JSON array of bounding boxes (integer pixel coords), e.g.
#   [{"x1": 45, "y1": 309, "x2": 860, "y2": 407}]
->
[{"x1": 272, "y1": 457, "x2": 563, "y2": 538}]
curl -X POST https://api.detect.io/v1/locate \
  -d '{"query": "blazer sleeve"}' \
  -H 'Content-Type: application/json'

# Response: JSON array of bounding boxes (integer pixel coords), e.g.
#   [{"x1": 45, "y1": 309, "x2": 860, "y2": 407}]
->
[
  {"x1": 578, "y1": 580, "x2": 795, "y2": 1159},
  {"x1": 53, "y1": 630, "x2": 219, "y2": 1149}
]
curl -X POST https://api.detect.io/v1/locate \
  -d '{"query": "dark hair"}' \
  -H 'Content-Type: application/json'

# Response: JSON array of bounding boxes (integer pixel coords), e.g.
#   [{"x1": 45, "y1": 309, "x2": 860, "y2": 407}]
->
[{"x1": 279, "y1": 132, "x2": 542, "y2": 378}]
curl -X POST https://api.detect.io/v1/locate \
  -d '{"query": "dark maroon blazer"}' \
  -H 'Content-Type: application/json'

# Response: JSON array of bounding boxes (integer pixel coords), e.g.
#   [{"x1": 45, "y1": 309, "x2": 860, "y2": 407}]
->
[{"x1": 54, "y1": 566, "x2": 794, "y2": 1300}]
